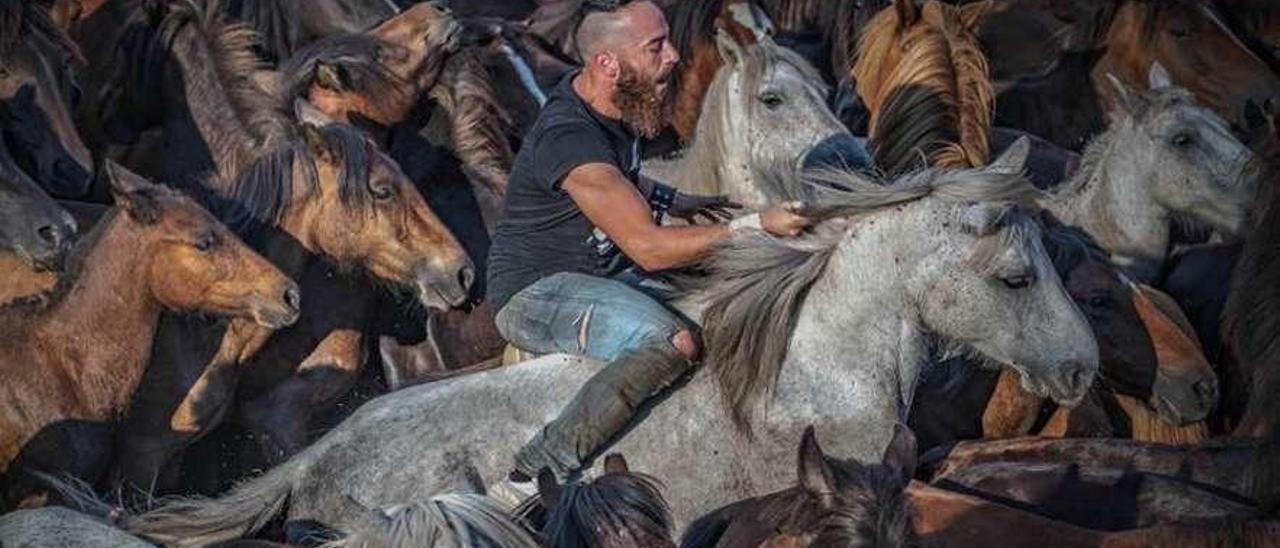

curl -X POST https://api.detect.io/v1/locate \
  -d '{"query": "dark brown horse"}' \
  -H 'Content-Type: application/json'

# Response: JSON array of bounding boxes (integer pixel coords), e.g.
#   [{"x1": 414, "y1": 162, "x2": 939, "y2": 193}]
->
[
  {"x1": 0, "y1": 163, "x2": 298, "y2": 509},
  {"x1": 517, "y1": 454, "x2": 677, "y2": 548},
  {"x1": 852, "y1": 0, "x2": 994, "y2": 175},
  {"x1": 99, "y1": 0, "x2": 471, "y2": 495},
  {"x1": 1225, "y1": 123, "x2": 1280, "y2": 438},
  {"x1": 681, "y1": 425, "x2": 917, "y2": 548},
  {"x1": 0, "y1": 0, "x2": 92, "y2": 198},
  {"x1": 0, "y1": 138, "x2": 76, "y2": 270}
]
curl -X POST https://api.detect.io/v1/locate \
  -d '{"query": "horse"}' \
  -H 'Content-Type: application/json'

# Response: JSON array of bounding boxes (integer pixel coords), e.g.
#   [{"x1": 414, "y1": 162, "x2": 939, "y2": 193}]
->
[
  {"x1": 643, "y1": 32, "x2": 869, "y2": 208},
  {"x1": 0, "y1": 163, "x2": 299, "y2": 509},
  {"x1": 755, "y1": 0, "x2": 888, "y2": 86},
  {"x1": 215, "y1": 0, "x2": 400, "y2": 65},
  {"x1": 680, "y1": 425, "x2": 916, "y2": 548},
  {"x1": 851, "y1": 0, "x2": 994, "y2": 176},
  {"x1": 0, "y1": 0, "x2": 93, "y2": 198},
  {"x1": 0, "y1": 138, "x2": 76, "y2": 270},
  {"x1": 518, "y1": 454, "x2": 676, "y2": 548},
  {"x1": 1091, "y1": 0, "x2": 1280, "y2": 138},
  {"x1": 1037, "y1": 66, "x2": 1253, "y2": 283},
  {"x1": 110, "y1": 150, "x2": 1097, "y2": 543},
  {"x1": 97, "y1": 0, "x2": 472, "y2": 497},
  {"x1": 0, "y1": 506, "x2": 153, "y2": 548},
  {"x1": 1225, "y1": 122, "x2": 1280, "y2": 438}
]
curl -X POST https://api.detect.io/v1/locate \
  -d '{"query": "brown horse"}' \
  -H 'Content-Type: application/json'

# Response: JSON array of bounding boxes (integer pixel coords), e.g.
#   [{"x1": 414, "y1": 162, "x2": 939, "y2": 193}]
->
[
  {"x1": 100, "y1": 0, "x2": 471, "y2": 495},
  {"x1": 852, "y1": 0, "x2": 994, "y2": 175},
  {"x1": 0, "y1": 0, "x2": 93, "y2": 198},
  {"x1": 0, "y1": 163, "x2": 298, "y2": 509},
  {"x1": 680, "y1": 425, "x2": 917, "y2": 548},
  {"x1": 909, "y1": 481, "x2": 1280, "y2": 548}
]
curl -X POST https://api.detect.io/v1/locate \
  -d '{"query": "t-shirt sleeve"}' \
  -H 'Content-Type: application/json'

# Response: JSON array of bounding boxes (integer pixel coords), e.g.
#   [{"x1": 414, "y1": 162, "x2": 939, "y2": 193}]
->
[{"x1": 530, "y1": 121, "x2": 618, "y2": 193}]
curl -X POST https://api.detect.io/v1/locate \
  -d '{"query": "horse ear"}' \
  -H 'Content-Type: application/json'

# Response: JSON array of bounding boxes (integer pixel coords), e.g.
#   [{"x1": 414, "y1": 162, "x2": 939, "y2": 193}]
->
[
  {"x1": 295, "y1": 98, "x2": 335, "y2": 128},
  {"x1": 986, "y1": 136, "x2": 1030, "y2": 175},
  {"x1": 921, "y1": 1, "x2": 946, "y2": 28},
  {"x1": 314, "y1": 61, "x2": 351, "y2": 91},
  {"x1": 882, "y1": 423, "x2": 918, "y2": 489},
  {"x1": 958, "y1": 0, "x2": 994, "y2": 30},
  {"x1": 536, "y1": 468, "x2": 563, "y2": 509},
  {"x1": 798, "y1": 426, "x2": 838, "y2": 508},
  {"x1": 1148, "y1": 61, "x2": 1173, "y2": 90},
  {"x1": 894, "y1": 0, "x2": 920, "y2": 28},
  {"x1": 295, "y1": 100, "x2": 337, "y2": 162},
  {"x1": 106, "y1": 160, "x2": 163, "y2": 225},
  {"x1": 714, "y1": 27, "x2": 746, "y2": 67},
  {"x1": 604, "y1": 453, "x2": 630, "y2": 475},
  {"x1": 1105, "y1": 73, "x2": 1146, "y2": 118}
]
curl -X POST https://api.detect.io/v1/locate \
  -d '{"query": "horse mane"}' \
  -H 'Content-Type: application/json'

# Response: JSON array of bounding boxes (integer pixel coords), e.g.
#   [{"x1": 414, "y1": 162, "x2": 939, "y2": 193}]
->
[
  {"x1": 0, "y1": 0, "x2": 82, "y2": 62},
  {"x1": 854, "y1": 1, "x2": 993, "y2": 172},
  {"x1": 665, "y1": 0, "x2": 724, "y2": 110},
  {"x1": 324, "y1": 494, "x2": 540, "y2": 548},
  {"x1": 678, "y1": 39, "x2": 826, "y2": 196},
  {"x1": 516, "y1": 470, "x2": 674, "y2": 548},
  {"x1": 118, "y1": 0, "x2": 292, "y2": 148},
  {"x1": 758, "y1": 0, "x2": 889, "y2": 72},
  {"x1": 278, "y1": 33, "x2": 413, "y2": 119},
  {"x1": 213, "y1": 122, "x2": 376, "y2": 231},
  {"x1": 689, "y1": 165, "x2": 1041, "y2": 431},
  {"x1": 429, "y1": 45, "x2": 516, "y2": 197}
]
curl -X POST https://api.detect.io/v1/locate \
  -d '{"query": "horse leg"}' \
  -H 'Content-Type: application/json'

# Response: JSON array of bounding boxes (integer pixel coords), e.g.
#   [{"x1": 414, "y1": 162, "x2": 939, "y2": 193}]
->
[
  {"x1": 113, "y1": 318, "x2": 273, "y2": 495},
  {"x1": 239, "y1": 328, "x2": 365, "y2": 464},
  {"x1": 982, "y1": 368, "x2": 1046, "y2": 437}
]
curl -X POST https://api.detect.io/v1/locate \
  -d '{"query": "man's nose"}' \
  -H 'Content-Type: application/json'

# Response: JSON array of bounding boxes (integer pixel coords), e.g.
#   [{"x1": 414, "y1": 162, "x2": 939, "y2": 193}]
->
[{"x1": 663, "y1": 40, "x2": 679, "y2": 67}]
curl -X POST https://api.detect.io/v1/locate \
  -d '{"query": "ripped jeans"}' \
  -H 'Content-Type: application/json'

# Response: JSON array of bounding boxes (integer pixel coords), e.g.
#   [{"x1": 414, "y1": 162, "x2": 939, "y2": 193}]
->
[
  {"x1": 494, "y1": 270, "x2": 695, "y2": 477},
  {"x1": 494, "y1": 271, "x2": 688, "y2": 362}
]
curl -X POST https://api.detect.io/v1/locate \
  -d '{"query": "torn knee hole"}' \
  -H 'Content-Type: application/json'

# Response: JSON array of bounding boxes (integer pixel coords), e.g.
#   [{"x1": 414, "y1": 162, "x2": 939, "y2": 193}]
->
[{"x1": 671, "y1": 330, "x2": 699, "y2": 360}]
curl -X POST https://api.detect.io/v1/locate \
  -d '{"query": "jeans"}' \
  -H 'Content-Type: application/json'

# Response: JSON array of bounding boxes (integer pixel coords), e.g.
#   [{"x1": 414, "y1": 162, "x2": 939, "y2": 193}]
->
[{"x1": 494, "y1": 271, "x2": 688, "y2": 362}]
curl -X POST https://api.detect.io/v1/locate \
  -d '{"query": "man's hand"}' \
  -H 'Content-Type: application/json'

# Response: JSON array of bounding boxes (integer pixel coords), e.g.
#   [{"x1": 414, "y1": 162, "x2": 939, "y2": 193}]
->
[
  {"x1": 760, "y1": 201, "x2": 813, "y2": 237},
  {"x1": 669, "y1": 193, "x2": 741, "y2": 224}
]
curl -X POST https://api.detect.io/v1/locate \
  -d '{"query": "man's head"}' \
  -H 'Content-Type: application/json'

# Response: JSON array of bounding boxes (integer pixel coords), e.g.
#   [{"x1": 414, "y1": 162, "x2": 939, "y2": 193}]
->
[{"x1": 576, "y1": 0, "x2": 679, "y2": 138}]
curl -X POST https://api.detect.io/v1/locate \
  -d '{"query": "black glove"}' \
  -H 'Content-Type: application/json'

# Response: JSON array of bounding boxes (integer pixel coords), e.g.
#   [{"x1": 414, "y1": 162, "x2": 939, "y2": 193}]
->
[{"x1": 668, "y1": 192, "x2": 741, "y2": 224}]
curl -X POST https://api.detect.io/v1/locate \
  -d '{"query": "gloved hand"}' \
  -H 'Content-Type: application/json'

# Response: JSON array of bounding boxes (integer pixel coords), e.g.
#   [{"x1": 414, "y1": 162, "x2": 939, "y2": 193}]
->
[{"x1": 667, "y1": 192, "x2": 741, "y2": 224}]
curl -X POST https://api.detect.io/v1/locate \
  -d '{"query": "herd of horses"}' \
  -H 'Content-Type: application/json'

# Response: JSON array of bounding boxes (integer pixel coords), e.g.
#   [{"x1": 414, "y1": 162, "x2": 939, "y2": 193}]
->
[{"x1": 1, "y1": 0, "x2": 1280, "y2": 546}]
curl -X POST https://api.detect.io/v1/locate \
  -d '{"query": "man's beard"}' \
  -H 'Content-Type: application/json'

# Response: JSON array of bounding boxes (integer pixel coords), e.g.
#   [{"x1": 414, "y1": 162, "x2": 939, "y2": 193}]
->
[{"x1": 613, "y1": 61, "x2": 671, "y2": 139}]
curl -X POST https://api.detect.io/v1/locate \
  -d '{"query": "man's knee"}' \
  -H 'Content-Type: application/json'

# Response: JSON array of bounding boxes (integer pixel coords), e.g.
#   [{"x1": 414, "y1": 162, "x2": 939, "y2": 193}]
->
[{"x1": 670, "y1": 330, "x2": 699, "y2": 360}]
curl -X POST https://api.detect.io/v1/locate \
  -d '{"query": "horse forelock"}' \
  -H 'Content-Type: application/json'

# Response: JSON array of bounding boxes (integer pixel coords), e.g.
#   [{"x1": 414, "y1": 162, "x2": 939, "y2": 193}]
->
[
  {"x1": 541, "y1": 472, "x2": 674, "y2": 548},
  {"x1": 330, "y1": 494, "x2": 539, "y2": 548},
  {"x1": 813, "y1": 460, "x2": 917, "y2": 548},
  {"x1": 855, "y1": 2, "x2": 992, "y2": 170}
]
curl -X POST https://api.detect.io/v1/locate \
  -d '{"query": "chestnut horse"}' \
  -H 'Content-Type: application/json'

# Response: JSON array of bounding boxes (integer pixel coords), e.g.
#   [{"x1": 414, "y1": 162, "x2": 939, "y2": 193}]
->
[
  {"x1": 99, "y1": 0, "x2": 471, "y2": 495},
  {"x1": 0, "y1": 164, "x2": 298, "y2": 509},
  {"x1": 852, "y1": 0, "x2": 994, "y2": 175}
]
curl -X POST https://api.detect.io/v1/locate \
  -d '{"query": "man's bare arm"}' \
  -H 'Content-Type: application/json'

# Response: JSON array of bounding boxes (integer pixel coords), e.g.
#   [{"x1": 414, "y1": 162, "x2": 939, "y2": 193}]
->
[{"x1": 563, "y1": 163, "x2": 728, "y2": 271}]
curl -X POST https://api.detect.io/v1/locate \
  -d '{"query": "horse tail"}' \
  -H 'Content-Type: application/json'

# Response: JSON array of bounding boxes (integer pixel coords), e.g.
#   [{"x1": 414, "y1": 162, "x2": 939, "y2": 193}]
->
[
  {"x1": 322, "y1": 494, "x2": 540, "y2": 548},
  {"x1": 120, "y1": 462, "x2": 297, "y2": 547}
]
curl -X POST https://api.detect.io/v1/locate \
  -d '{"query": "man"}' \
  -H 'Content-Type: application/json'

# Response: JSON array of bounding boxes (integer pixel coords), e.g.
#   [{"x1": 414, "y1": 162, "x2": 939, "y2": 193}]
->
[{"x1": 487, "y1": 0, "x2": 812, "y2": 485}]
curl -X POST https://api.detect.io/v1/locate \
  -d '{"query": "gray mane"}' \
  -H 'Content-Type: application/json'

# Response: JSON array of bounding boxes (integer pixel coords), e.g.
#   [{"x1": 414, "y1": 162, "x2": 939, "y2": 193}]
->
[
  {"x1": 278, "y1": 33, "x2": 412, "y2": 118},
  {"x1": 689, "y1": 166, "x2": 1042, "y2": 431},
  {"x1": 677, "y1": 39, "x2": 827, "y2": 196},
  {"x1": 324, "y1": 494, "x2": 539, "y2": 548}
]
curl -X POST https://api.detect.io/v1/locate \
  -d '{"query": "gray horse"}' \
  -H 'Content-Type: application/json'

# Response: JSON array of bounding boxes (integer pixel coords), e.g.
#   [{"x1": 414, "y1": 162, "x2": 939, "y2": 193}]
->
[
  {"x1": 1039, "y1": 63, "x2": 1253, "y2": 282},
  {"x1": 118, "y1": 148, "x2": 1096, "y2": 545},
  {"x1": 643, "y1": 31, "x2": 869, "y2": 208},
  {"x1": 0, "y1": 141, "x2": 76, "y2": 269}
]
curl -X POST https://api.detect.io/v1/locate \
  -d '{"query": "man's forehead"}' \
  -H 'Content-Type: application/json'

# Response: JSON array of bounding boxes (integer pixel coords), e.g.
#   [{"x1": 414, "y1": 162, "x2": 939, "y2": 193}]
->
[{"x1": 617, "y1": 1, "x2": 669, "y2": 44}]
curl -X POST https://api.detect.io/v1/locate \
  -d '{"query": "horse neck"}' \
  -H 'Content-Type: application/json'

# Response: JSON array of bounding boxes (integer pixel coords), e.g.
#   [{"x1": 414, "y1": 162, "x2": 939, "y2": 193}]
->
[
  {"x1": 164, "y1": 25, "x2": 282, "y2": 187},
  {"x1": 1042, "y1": 127, "x2": 1169, "y2": 279},
  {"x1": 780, "y1": 231, "x2": 929, "y2": 461},
  {"x1": 33, "y1": 212, "x2": 164, "y2": 415}
]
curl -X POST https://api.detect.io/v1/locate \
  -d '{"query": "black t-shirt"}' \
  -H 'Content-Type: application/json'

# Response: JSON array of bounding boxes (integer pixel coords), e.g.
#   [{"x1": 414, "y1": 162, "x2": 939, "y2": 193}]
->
[{"x1": 486, "y1": 72, "x2": 645, "y2": 311}]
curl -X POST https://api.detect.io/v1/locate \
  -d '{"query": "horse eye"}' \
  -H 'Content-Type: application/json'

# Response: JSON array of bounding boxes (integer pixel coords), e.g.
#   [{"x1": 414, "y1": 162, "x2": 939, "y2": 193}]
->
[
  {"x1": 1170, "y1": 132, "x2": 1194, "y2": 147},
  {"x1": 1170, "y1": 27, "x2": 1190, "y2": 38},
  {"x1": 1086, "y1": 295, "x2": 1111, "y2": 308},
  {"x1": 195, "y1": 233, "x2": 218, "y2": 252},
  {"x1": 1000, "y1": 273, "x2": 1035, "y2": 289},
  {"x1": 0, "y1": 67, "x2": 9, "y2": 79},
  {"x1": 759, "y1": 92, "x2": 784, "y2": 110},
  {"x1": 371, "y1": 184, "x2": 394, "y2": 201}
]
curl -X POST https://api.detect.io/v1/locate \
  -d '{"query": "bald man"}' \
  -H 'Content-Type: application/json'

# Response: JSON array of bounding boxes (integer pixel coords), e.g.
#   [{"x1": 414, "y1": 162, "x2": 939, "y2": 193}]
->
[{"x1": 487, "y1": 0, "x2": 811, "y2": 485}]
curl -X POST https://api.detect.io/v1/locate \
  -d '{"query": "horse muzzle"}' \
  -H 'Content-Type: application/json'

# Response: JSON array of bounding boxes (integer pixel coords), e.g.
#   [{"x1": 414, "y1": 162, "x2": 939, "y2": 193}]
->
[
  {"x1": 413, "y1": 259, "x2": 475, "y2": 311},
  {"x1": 800, "y1": 133, "x2": 874, "y2": 173},
  {"x1": 251, "y1": 284, "x2": 302, "y2": 329},
  {"x1": 1149, "y1": 368, "x2": 1218, "y2": 425}
]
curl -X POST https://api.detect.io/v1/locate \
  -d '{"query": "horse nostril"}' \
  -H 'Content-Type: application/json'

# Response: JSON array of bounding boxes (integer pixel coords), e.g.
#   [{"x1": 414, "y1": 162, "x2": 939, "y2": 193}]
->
[
  {"x1": 457, "y1": 264, "x2": 475, "y2": 291},
  {"x1": 1194, "y1": 378, "x2": 1218, "y2": 406},
  {"x1": 283, "y1": 286, "x2": 301, "y2": 311},
  {"x1": 1065, "y1": 361, "x2": 1092, "y2": 394},
  {"x1": 35, "y1": 224, "x2": 62, "y2": 247}
]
